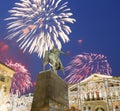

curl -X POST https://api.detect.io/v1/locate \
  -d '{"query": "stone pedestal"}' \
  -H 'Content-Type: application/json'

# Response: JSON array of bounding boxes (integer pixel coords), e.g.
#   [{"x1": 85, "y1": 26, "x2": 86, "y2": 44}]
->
[{"x1": 31, "y1": 70, "x2": 69, "y2": 111}]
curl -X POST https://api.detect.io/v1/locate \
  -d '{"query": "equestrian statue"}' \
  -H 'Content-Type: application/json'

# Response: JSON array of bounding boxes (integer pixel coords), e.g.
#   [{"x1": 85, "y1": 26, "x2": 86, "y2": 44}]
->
[{"x1": 42, "y1": 47, "x2": 65, "y2": 74}]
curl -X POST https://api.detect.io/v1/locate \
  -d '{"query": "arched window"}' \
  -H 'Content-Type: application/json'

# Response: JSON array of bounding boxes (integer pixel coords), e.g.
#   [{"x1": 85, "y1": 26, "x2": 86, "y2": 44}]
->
[{"x1": 95, "y1": 107, "x2": 105, "y2": 111}]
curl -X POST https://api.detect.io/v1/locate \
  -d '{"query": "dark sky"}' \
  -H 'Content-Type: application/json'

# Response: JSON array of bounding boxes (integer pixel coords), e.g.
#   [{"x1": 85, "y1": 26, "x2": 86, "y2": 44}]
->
[{"x1": 0, "y1": 0, "x2": 120, "y2": 82}]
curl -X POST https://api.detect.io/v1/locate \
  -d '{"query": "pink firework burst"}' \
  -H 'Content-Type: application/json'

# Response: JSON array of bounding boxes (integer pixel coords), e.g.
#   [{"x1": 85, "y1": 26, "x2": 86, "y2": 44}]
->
[
  {"x1": 65, "y1": 53, "x2": 112, "y2": 84},
  {"x1": 5, "y1": 60, "x2": 32, "y2": 95}
]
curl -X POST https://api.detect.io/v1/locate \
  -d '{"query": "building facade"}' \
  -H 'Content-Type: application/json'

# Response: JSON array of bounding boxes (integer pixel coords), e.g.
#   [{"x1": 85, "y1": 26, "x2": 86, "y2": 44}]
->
[
  {"x1": 0, "y1": 89, "x2": 33, "y2": 111},
  {"x1": 68, "y1": 74, "x2": 120, "y2": 111},
  {"x1": 0, "y1": 62, "x2": 33, "y2": 111},
  {"x1": 1, "y1": 61, "x2": 120, "y2": 111},
  {"x1": 0, "y1": 62, "x2": 15, "y2": 95}
]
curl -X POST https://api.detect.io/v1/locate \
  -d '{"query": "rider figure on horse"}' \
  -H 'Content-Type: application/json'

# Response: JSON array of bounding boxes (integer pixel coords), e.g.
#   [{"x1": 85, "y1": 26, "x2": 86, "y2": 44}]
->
[{"x1": 42, "y1": 47, "x2": 65, "y2": 73}]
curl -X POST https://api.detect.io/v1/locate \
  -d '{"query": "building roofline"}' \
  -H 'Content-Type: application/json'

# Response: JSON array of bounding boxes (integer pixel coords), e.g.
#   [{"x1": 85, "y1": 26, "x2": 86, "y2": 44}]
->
[
  {"x1": 0, "y1": 61, "x2": 14, "y2": 71},
  {"x1": 0, "y1": 61, "x2": 15, "y2": 76},
  {"x1": 80, "y1": 73, "x2": 112, "y2": 83}
]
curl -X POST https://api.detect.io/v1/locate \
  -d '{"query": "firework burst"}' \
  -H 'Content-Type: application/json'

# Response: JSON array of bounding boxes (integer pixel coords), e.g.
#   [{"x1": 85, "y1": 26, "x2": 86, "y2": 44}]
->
[
  {"x1": 5, "y1": 0, "x2": 76, "y2": 58},
  {"x1": 5, "y1": 60, "x2": 32, "y2": 95},
  {"x1": 65, "y1": 53, "x2": 112, "y2": 84}
]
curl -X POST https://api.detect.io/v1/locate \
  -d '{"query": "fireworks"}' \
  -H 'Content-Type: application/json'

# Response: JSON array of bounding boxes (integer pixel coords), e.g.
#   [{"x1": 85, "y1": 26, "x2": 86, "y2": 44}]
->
[
  {"x1": 65, "y1": 53, "x2": 112, "y2": 84},
  {"x1": 5, "y1": 60, "x2": 32, "y2": 95},
  {"x1": 5, "y1": 0, "x2": 76, "y2": 58}
]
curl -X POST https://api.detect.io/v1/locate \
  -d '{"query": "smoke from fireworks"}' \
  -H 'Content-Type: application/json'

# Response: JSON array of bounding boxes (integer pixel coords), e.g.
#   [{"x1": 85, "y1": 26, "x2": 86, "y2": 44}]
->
[
  {"x1": 0, "y1": 41, "x2": 9, "y2": 52},
  {"x1": 65, "y1": 53, "x2": 112, "y2": 84},
  {"x1": 5, "y1": 0, "x2": 76, "y2": 58},
  {"x1": 0, "y1": 41, "x2": 9, "y2": 62},
  {"x1": 5, "y1": 60, "x2": 32, "y2": 95}
]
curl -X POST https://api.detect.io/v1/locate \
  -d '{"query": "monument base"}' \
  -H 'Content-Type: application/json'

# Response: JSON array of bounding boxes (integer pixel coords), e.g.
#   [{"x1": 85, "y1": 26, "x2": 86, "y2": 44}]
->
[{"x1": 31, "y1": 70, "x2": 69, "y2": 111}]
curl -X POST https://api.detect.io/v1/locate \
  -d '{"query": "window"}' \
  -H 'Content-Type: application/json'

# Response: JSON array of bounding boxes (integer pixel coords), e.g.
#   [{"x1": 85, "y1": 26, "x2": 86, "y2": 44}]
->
[
  {"x1": 0, "y1": 75, "x2": 5, "y2": 82},
  {"x1": 88, "y1": 106, "x2": 91, "y2": 110},
  {"x1": 115, "y1": 106, "x2": 118, "y2": 109},
  {"x1": 83, "y1": 107, "x2": 86, "y2": 111},
  {"x1": 3, "y1": 86, "x2": 7, "y2": 92},
  {"x1": 95, "y1": 107, "x2": 105, "y2": 111}
]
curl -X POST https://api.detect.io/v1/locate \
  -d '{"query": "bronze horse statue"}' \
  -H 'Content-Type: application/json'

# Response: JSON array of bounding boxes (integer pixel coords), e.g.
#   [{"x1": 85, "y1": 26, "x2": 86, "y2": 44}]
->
[{"x1": 42, "y1": 47, "x2": 65, "y2": 74}]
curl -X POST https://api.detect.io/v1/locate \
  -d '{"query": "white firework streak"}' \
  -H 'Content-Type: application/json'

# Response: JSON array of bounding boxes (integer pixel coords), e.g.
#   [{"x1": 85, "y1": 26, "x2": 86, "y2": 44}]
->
[{"x1": 5, "y1": 0, "x2": 76, "y2": 57}]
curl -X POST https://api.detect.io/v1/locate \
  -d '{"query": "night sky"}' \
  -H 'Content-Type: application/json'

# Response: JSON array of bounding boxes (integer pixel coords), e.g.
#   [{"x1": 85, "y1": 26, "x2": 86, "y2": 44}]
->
[{"x1": 0, "y1": 0, "x2": 120, "y2": 83}]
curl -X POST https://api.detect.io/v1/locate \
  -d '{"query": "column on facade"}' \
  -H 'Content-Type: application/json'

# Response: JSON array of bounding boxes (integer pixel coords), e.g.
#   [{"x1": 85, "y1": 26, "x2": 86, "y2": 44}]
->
[
  {"x1": 78, "y1": 83, "x2": 83, "y2": 110},
  {"x1": 110, "y1": 87, "x2": 113, "y2": 98},
  {"x1": 94, "y1": 91, "x2": 97, "y2": 99},
  {"x1": 80, "y1": 94, "x2": 83, "y2": 100},
  {"x1": 84, "y1": 92, "x2": 87, "y2": 100},
  {"x1": 115, "y1": 87, "x2": 119, "y2": 97},
  {"x1": 103, "y1": 89, "x2": 107, "y2": 99},
  {"x1": 68, "y1": 87, "x2": 70, "y2": 108},
  {"x1": 77, "y1": 83, "x2": 80, "y2": 109},
  {"x1": 99, "y1": 89, "x2": 102, "y2": 99},
  {"x1": 89, "y1": 91, "x2": 92, "y2": 100}
]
